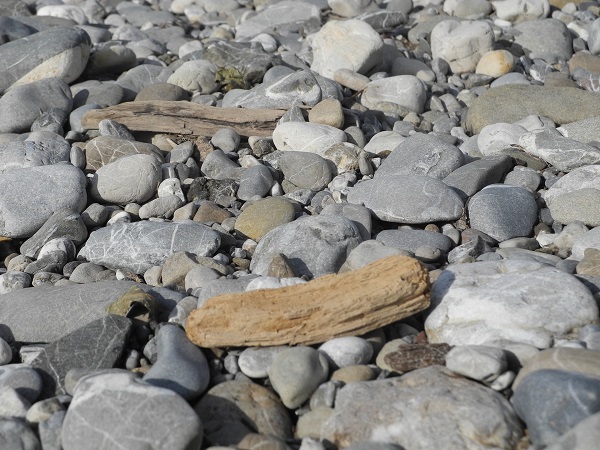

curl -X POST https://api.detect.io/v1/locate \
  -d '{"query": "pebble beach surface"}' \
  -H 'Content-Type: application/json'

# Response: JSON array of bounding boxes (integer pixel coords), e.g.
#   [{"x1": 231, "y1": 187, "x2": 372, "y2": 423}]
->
[{"x1": 1, "y1": 0, "x2": 600, "y2": 449}]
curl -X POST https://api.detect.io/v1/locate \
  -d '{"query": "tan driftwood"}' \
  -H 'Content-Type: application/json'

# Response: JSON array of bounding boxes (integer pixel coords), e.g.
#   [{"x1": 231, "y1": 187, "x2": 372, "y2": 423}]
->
[
  {"x1": 186, "y1": 255, "x2": 430, "y2": 347},
  {"x1": 81, "y1": 101, "x2": 287, "y2": 137}
]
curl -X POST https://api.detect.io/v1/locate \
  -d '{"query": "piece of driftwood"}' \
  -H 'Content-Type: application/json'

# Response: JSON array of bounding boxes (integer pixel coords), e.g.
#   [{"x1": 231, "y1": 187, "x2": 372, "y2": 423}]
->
[
  {"x1": 186, "y1": 255, "x2": 430, "y2": 348},
  {"x1": 81, "y1": 101, "x2": 287, "y2": 137}
]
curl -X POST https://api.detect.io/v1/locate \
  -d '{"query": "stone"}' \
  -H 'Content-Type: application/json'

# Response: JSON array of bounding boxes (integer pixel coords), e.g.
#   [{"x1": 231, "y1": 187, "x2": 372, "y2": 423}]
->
[
  {"x1": 0, "y1": 139, "x2": 71, "y2": 174},
  {"x1": 61, "y1": 371, "x2": 203, "y2": 450},
  {"x1": 318, "y1": 337, "x2": 373, "y2": 370},
  {"x1": 309, "y1": 19, "x2": 383, "y2": 79},
  {"x1": 391, "y1": 57, "x2": 435, "y2": 82},
  {"x1": 443, "y1": 155, "x2": 513, "y2": 200},
  {"x1": 79, "y1": 221, "x2": 221, "y2": 275},
  {"x1": 328, "y1": 0, "x2": 375, "y2": 18},
  {"x1": 375, "y1": 133, "x2": 464, "y2": 179},
  {"x1": 443, "y1": 0, "x2": 492, "y2": 19},
  {"x1": 268, "y1": 346, "x2": 329, "y2": 409},
  {"x1": 0, "y1": 26, "x2": 90, "y2": 94},
  {"x1": 138, "y1": 195, "x2": 183, "y2": 219},
  {"x1": 320, "y1": 204, "x2": 372, "y2": 242},
  {"x1": 193, "y1": 201, "x2": 232, "y2": 224},
  {"x1": 235, "y1": 1, "x2": 321, "y2": 40},
  {"x1": 308, "y1": 98, "x2": 344, "y2": 128},
  {"x1": 71, "y1": 80, "x2": 125, "y2": 108},
  {"x1": 477, "y1": 123, "x2": 528, "y2": 156},
  {"x1": 0, "y1": 419, "x2": 42, "y2": 450},
  {"x1": 558, "y1": 116, "x2": 600, "y2": 144},
  {"x1": 186, "y1": 255, "x2": 429, "y2": 347},
  {"x1": 279, "y1": 151, "x2": 332, "y2": 192},
  {"x1": 330, "y1": 365, "x2": 377, "y2": 384},
  {"x1": 249, "y1": 215, "x2": 361, "y2": 278},
  {"x1": 210, "y1": 128, "x2": 240, "y2": 153},
  {"x1": 234, "y1": 197, "x2": 296, "y2": 241},
  {"x1": 445, "y1": 345, "x2": 508, "y2": 383},
  {"x1": 577, "y1": 248, "x2": 600, "y2": 276},
  {"x1": 430, "y1": 20, "x2": 494, "y2": 74},
  {"x1": 361, "y1": 75, "x2": 427, "y2": 114},
  {"x1": 512, "y1": 369, "x2": 600, "y2": 448},
  {"x1": 238, "y1": 346, "x2": 288, "y2": 379},
  {"x1": 194, "y1": 380, "x2": 292, "y2": 446},
  {"x1": 143, "y1": 325, "x2": 209, "y2": 401},
  {"x1": 347, "y1": 175, "x2": 464, "y2": 224},
  {"x1": 376, "y1": 229, "x2": 454, "y2": 255},
  {"x1": 425, "y1": 260, "x2": 599, "y2": 348},
  {"x1": 0, "y1": 164, "x2": 86, "y2": 238},
  {"x1": 0, "y1": 365, "x2": 43, "y2": 404},
  {"x1": 491, "y1": 0, "x2": 550, "y2": 23},
  {"x1": 321, "y1": 366, "x2": 522, "y2": 449},
  {"x1": 167, "y1": 60, "x2": 220, "y2": 94},
  {"x1": 544, "y1": 411, "x2": 600, "y2": 450},
  {"x1": 513, "y1": 347, "x2": 600, "y2": 389},
  {"x1": 273, "y1": 122, "x2": 346, "y2": 155},
  {"x1": 84, "y1": 136, "x2": 163, "y2": 172},
  {"x1": 0, "y1": 78, "x2": 72, "y2": 133},
  {"x1": 135, "y1": 82, "x2": 191, "y2": 101},
  {"x1": 468, "y1": 185, "x2": 538, "y2": 241},
  {"x1": 466, "y1": 85, "x2": 600, "y2": 134},
  {"x1": 377, "y1": 342, "x2": 451, "y2": 373},
  {"x1": 116, "y1": 64, "x2": 174, "y2": 101},
  {"x1": 237, "y1": 165, "x2": 273, "y2": 201},
  {"x1": 339, "y1": 240, "x2": 408, "y2": 272},
  {"x1": 503, "y1": 166, "x2": 541, "y2": 192},
  {"x1": 513, "y1": 19, "x2": 573, "y2": 62},
  {"x1": 519, "y1": 130, "x2": 600, "y2": 172},
  {"x1": 89, "y1": 154, "x2": 161, "y2": 204},
  {"x1": 30, "y1": 315, "x2": 131, "y2": 399}
]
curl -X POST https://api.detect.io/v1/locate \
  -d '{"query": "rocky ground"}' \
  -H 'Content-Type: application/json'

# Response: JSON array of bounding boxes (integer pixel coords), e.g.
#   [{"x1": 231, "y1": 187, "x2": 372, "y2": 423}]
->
[{"x1": 0, "y1": 0, "x2": 600, "y2": 449}]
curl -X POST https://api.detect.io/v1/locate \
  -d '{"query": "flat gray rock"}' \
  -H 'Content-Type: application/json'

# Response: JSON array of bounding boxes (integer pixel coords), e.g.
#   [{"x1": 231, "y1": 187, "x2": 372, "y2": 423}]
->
[
  {"x1": 0, "y1": 163, "x2": 86, "y2": 238},
  {"x1": 513, "y1": 19, "x2": 573, "y2": 62},
  {"x1": 31, "y1": 315, "x2": 131, "y2": 399},
  {"x1": 84, "y1": 136, "x2": 163, "y2": 172},
  {"x1": 425, "y1": 260, "x2": 599, "y2": 348},
  {"x1": 273, "y1": 122, "x2": 347, "y2": 155},
  {"x1": 0, "y1": 26, "x2": 90, "y2": 94},
  {"x1": 468, "y1": 184, "x2": 538, "y2": 241},
  {"x1": 0, "y1": 139, "x2": 71, "y2": 174},
  {"x1": 115, "y1": 64, "x2": 174, "y2": 101},
  {"x1": 61, "y1": 371, "x2": 203, "y2": 450},
  {"x1": 0, "y1": 280, "x2": 183, "y2": 343},
  {"x1": 443, "y1": 155, "x2": 513, "y2": 200},
  {"x1": 237, "y1": 164, "x2": 273, "y2": 201},
  {"x1": 279, "y1": 151, "x2": 332, "y2": 192},
  {"x1": 321, "y1": 366, "x2": 522, "y2": 449},
  {"x1": 376, "y1": 229, "x2": 454, "y2": 254},
  {"x1": 375, "y1": 133, "x2": 464, "y2": 179},
  {"x1": 79, "y1": 221, "x2": 221, "y2": 274},
  {"x1": 361, "y1": 75, "x2": 427, "y2": 114},
  {"x1": 249, "y1": 215, "x2": 362, "y2": 278},
  {"x1": 558, "y1": 116, "x2": 600, "y2": 144},
  {"x1": 347, "y1": 175, "x2": 464, "y2": 224}
]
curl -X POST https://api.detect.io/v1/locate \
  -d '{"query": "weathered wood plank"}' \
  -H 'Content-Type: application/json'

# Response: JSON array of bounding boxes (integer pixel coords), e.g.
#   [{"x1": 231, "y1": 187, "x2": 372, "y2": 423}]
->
[
  {"x1": 186, "y1": 255, "x2": 430, "y2": 348},
  {"x1": 81, "y1": 101, "x2": 287, "y2": 137}
]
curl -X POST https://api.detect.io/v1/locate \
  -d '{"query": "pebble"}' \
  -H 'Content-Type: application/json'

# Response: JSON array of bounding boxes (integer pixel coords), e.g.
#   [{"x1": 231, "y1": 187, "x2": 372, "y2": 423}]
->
[
  {"x1": 273, "y1": 122, "x2": 347, "y2": 155},
  {"x1": 361, "y1": 75, "x2": 427, "y2": 114},
  {"x1": 318, "y1": 337, "x2": 373, "y2": 370},
  {"x1": 445, "y1": 345, "x2": 508, "y2": 384},
  {"x1": 238, "y1": 346, "x2": 288, "y2": 379},
  {"x1": 234, "y1": 197, "x2": 296, "y2": 241}
]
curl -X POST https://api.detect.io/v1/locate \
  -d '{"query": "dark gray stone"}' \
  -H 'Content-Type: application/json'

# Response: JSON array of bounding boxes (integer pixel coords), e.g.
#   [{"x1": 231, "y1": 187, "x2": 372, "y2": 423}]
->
[
  {"x1": 115, "y1": 64, "x2": 173, "y2": 101},
  {"x1": 0, "y1": 78, "x2": 73, "y2": 133},
  {"x1": 0, "y1": 280, "x2": 183, "y2": 343},
  {"x1": 468, "y1": 184, "x2": 538, "y2": 242},
  {"x1": 443, "y1": 155, "x2": 514, "y2": 200},
  {"x1": 31, "y1": 315, "x2": 131, "y2": 399},
  {"x1": 79, "y1": 221, "x2": 221, "y2": 274},
  {"x1": 237, "y1": 165, "x2": 273, "y2": 201},
  {"x1": 186, "y1": 178, "x2": 238, "y2": 203},
  {"x1": 512, "y1": 369, "x2": 600, "y2": 448},
  {"x1": 320, "y1": 203, "x2": 372, "y2": 242},
  {"x1": 0, "y1": 26, "x2": 90, "y2": 94},
  {"x1": 376, "y1": 229, "x2": 454, "y2": 254},
  {"x1": 20, "y1": 209, "x2": 87, "y2": 258},
  {"x1": 0, "y1": 16, "x2": 36, "y2": 44},
  {"x1": 0, "y1": 139, "x2": 71, "y2": 174},
  {"x1": 200, "y1": 149, "x2": 242, "y2": 181},
  {"x1": 0, "y1": 419, "x2": 41, "y2": 450},
  {"x1": 71, "y1": 80, "x2": 125, "y2": 108},
  {"x1": 143, "y1": 325, "x2": 209, "y2": 401}
]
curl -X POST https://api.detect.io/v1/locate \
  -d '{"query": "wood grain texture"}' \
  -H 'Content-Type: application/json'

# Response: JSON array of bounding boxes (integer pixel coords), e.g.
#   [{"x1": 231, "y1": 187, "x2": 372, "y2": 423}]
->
[
  {"x1": 81, "y1": 101, "x2": 287, "y2": 137},
  {"x1": 186, "y1": 255, "x2": 430, "y2": 348}
]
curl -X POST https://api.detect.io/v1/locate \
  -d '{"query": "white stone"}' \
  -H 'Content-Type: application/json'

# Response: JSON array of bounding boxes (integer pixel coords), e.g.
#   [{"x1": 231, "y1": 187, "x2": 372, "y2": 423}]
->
[
  {"x1": 37, "y1": 5, "x2": 88, "y2": 25},
  {"x1": 272, "y1": 122, "x2": 347, "y2": 155},
  {"x1": 238, "y1": 346, "x2": 288, "y2": 378},
  {"x1": 361, "y1": 75, "x2": 427, "y2": 114},
  {"x1": 0, "y1": 387, "x2": 30, "y2": 420},
  {"x1": 445, "y1": 345, "x2": 508, "y2": 383},
  {"x1": 431, "y1": 20, "x2": 495, "y2": 74},
  {"x1": 318, "y1": 337, "x2": 373, "y2": 370},
  {"x1": 443, "y1": 0, "x2": 492, "y2": 19},
  {"x1": 544, "y1": 165, "x2": 600, "y2": 213},
  {"x1": 309, "y1": 19, "x2": 383, "y2": 79},
  {"x1": 167, "y1": 60, "x2": 220, "y2": 94},
  {"x1": 245, "y1": 277, "x2": 307, "y2": 291},
  {"x1": 477, "y1": 123, "x2": 527, "y2": 155},
  {"x1": 571, "y1": 226, "x2": 600, "y2": 260},
  {"x1": 491, "y1": 0, "x2": 550, "y2": 23},
  {"x1": 425, "y1": 260, "x2": 599, "y2": 348}
]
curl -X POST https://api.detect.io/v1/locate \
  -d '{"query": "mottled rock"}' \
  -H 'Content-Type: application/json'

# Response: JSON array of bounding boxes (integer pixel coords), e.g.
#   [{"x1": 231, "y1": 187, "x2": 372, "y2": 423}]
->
[
  {"x1": 234, "y1": 197, "x2": 296, "y2": 241},
  {"x1": 361, "y1": 75, "x2": 427, "y2": 114}
]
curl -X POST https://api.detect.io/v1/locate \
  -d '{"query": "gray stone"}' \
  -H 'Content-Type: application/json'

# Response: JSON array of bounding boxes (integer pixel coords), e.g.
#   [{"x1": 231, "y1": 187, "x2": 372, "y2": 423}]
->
[
  {"x1": 361, "y1": 75, "x2": 427, "y2": 114},
  {"x1": 558, "y1": 116, "x2": 600, "y2": 144},
  {"x1": 98, "y1": 119, "x2": 135, "y2": 141},
  {"x1": 376, "y1": 229, "x2": 454, "y2": 255},
  {"x1": 200, "y1": 149, "x2": 242, "y2": 181},
  {"x1": 0, "y1": 418, "x2": 41, "y2": 450},
  {"x1": 79, "y1": 221, "x2": 221, "y2": 274},
  {"x1": 321, "y1": 366, "x2": 522, "y2": 449},
  {"x1": 273, "y1": 122, "x2": 347, "y2": 155},
  {"x1": 249, "y1": 215, "x2": 362, "y2": 278},
  {"x1": 31, "y1": 315, "x2": 131, "y2": 399},
  {"x1": 0, "y1": 26, "x2": 90, "y2": 94},
  {"x1": 0, "y1": 17, "x2": 36, "y2": 45},
  {"x1": 38, "y1": 410, "x2": 65, "y2": 450},
  {"x1": 491, "y1": 0, "x2": 549, "y2": 23},
  {"x1": 512, "y1": 369, "x2": 600, "y2": 448},
  {"x1": 210, "y1": 128, "x2": 240, "y2": 153},
  {"x1": 235, "y1": 1, "x2": 321, "y2": 40},
  {"x1": 135, "y1": 82, "x2": 191, "y2": 102},
  {"x1": 194, "y1": 380, "x2": 292, "y2": 446},
  {"x1": 468, "y1": 184, "x2": 538, "y2": 241},
  {"x1": 347, "y1": 175, "x2": 464, "y2": 224},
  {"x1": 71, "y1": 80, "x2": 125, "y2": 108},
  {"x1": 0, "y1": 139, "x2": 71, "y2": 174},
  {"x1": 0, "y1": 78, "x2": 72, "y2": 133},
  {"x1": 0, "y1": 271, "x2": 31, "y2": 294},
  {"x1": 443, "y1": 155, "x2": 513, "y2": 200},
  {"x1": 89, "y1": 154, "x2": 161, "y2": 205},
  {"x1": 519, "y1": 130, "x2": 600, "y2": 172},
  {"x1": 279, "y1": 151, "x2": 332, "y2": 192},
  {"x1": 320, "y1": 203, "x2": 372, "y2": 242},
  {"x1": 143, "y1": 325, "x2": 209, "y2": 401},
  {"x1": 235, "y1": 70, "x2": 322, "y2": 109},
  {"x1": 116, "y1": 64, "x2": 174, "y2": 101},
  {"x1": 375, "y1": 133, "x2": 464, "y2": 179},
  {"x1": 61, "y1": 371, "x2": 203, "y2": 450},
  {"x1": 318, "y1": 337, "x2": 373, "y2": 370},
  {"x1": 68, "y1": 262, "x2": 108, "y2": 284},
  {"x1": 445, "y1": 345, "x2": 508, "y2": 383},
  {"x1": 444, "y1": 0, "x2": 493, "y2": 19},
  {"x1": 237, "y1": 165, "x2": 273, "y2": 201},
  {"x1": 268, "y1": 346, "x2": 329, "y2": 409},
  {"x1": 0, "y1": 365, "x2": 42, "y2": 404},
  {"x1": 477, "y1": 123, "x2": 528, "y2": 155},
  {"x1": 238, "y1": 346, "x2": 288, "y2": 379},
  {"x1": 69, "y1": 103, "x2": 102, "y2": 133},
  {"x1": 167, "y1": 59, "x2": 220, "y2": 94},
  {"x1": 466, "y1": 85, "x2": 600, "y2": 134},
  {"x1": 339, "y1": 240, "x2": 408, "y2": 272},
  {"x1": 0, "y1": 387, "x2": 30, "y2": 420},
  {"x1": 513, "y1": 19, "x2": 573, "y2": 62},
  {"x1": 503, "y1": 166, "x2": 541, "y2": 192},
  {"x1": 425, "y1": 260, "x2": 599, "y2": 348},
  {"x1": 0, "y1": 164, "x2": 86, "y2": 238},
  {"x1": 309, "y1": 19, "x2": 383, "y2": 79}
]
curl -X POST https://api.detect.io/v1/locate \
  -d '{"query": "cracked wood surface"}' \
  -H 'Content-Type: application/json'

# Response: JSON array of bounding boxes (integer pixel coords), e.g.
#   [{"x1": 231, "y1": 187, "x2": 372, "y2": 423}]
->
[
  {"x1": 186, "y1": 255, "x2": 430, "y2": 348},
  {"x1": 81, "y1": 101, "x2": 287, "y2": 137}
]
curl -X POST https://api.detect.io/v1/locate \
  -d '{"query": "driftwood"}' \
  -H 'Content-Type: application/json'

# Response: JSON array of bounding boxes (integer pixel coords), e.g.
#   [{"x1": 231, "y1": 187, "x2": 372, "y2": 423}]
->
[
  {"x1": 81, "y1": 101, "x2": 287, "y2": 137},
  {"x1": 186, "y1": 255, "x2": 430, "y2": 348}
]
